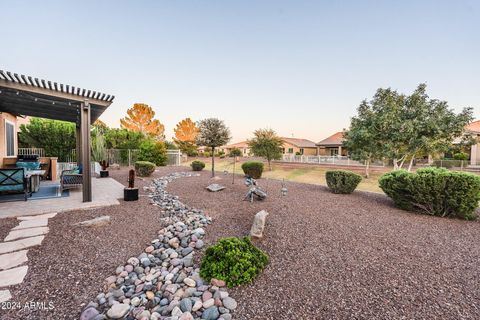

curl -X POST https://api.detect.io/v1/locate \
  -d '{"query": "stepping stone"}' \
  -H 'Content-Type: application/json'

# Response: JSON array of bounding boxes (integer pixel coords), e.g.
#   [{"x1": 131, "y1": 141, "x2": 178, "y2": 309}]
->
[
  {"x1": 17, "y1": 213, "x2": 57, "y2": 221},
  {"x1": 0, "y1": 265, "x2": 28, "y2": 287},
  {"x1": 0, "y1": 236, "x2": 44, "y2": 254},
  {"x1": 0, "y1": 250, "x2": 28, "y2": 270},
  {"x1": 13, "y1": 219, "x2": 48, "y2": 230},
  {"x1": 0, "y1": 290, "x2": 11, "y2": 303},
  {"x1": 75, "y1": 216, "x2": 110, "y2": 227},
  {"x1": 206, "y1": 184, "x2": 225, "y2": 192},
  {"x1": 5, "y1": 227, "x2": 49, "y2": 242}
]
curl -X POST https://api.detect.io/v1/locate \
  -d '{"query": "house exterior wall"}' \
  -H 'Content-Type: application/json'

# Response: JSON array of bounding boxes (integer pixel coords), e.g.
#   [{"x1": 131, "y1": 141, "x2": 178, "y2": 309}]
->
[
  {"x1": 281, "y1": 142, "x2": 317, "y2": 155},
  {"x1": 471, "y1": 136, "x2": 480, "y2": 165},
  {"x1": 317, "y1": 146, "x2": 348, "y2": 156},
  {"x1": 0, "y1": 112, "x2": 19, "y2": 167}
]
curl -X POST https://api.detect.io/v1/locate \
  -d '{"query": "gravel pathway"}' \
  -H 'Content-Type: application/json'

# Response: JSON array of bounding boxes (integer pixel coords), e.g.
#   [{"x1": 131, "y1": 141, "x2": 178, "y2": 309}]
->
[
  {"x1": 166, "y1": 171, "x2": 480, "y2": 320},
  {"x1": 0, "y1": 218, "x2": 17, "y2": 240}
]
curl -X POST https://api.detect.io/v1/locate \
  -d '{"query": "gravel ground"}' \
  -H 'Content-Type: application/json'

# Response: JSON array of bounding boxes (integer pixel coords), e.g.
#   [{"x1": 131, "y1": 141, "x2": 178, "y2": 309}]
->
[
  {"x1": 166, "y1": 170, "x2": 480, "y2": 320},
  {"x1": 1, "y1": 167, "x2": 182, "y2": 320},
  {"x1": 0, "y1": 218, "x2": 17, "y2": 240},
  {"x1": 2, "y1": 167, "x2": 480, "y2": 319}
]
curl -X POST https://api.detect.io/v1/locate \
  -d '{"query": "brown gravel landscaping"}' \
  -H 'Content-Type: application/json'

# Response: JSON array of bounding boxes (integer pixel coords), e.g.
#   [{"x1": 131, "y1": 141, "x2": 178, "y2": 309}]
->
[{"x1": 2, "y1": 166, "x2": 480, "y2": 319}]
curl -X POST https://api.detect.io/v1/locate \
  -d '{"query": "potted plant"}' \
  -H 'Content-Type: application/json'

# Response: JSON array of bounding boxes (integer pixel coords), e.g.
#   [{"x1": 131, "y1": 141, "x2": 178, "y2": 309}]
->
[
  {"x1": 100, "y1": 160, "x2": 109, "y2": 178},
  {"x1": 124, "y1": 169, "x2": 139, "y2": 201}
]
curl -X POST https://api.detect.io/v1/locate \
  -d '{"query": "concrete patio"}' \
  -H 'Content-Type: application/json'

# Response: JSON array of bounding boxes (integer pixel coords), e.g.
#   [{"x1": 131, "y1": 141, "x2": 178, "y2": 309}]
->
[{"x1": 0, "y1": 177, "x2": 124, "y2": 219}]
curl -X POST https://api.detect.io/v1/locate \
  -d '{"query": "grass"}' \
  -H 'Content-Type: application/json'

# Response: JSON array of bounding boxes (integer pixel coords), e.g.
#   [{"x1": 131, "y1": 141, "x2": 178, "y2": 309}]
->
[{"x1": 184, "y1": 158, "x2": 385, "y2": 193}]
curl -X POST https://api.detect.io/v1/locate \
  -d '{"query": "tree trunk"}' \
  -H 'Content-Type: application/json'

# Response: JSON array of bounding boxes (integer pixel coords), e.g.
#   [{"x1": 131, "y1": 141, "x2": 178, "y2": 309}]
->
[
  {"x1": 393, "y1": 158, "x2": 398, "y2": 170},
  {"x1": 211, "y1": 147, "x2": 215, "y2": 177},
  {"x1": 268, "y1": 159, "x2": 272, "y2": 171},
  {"x1": 232, "y1": 157, "x2": 235, "y2": 184},
  {"x1": 365, "y1": 158, "x2": 370, "y2": 178},
  {"x1": 407, "y1": 154, "x2": 415, "y2": 172}
]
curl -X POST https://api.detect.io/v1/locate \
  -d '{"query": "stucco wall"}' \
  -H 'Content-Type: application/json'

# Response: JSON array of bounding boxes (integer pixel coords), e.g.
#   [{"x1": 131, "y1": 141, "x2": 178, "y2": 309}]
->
[
  {"x1": 281, "y1": 142, "x2": 317, "y2": 155},
  {"x1": 0, "y1": 112, "x2": 19, "y2": 167}
]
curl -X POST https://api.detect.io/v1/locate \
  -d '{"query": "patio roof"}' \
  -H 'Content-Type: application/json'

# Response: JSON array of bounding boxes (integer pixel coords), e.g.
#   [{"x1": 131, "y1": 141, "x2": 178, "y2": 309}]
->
[{"x1": 0, "y1": 70, "x2": 114, "y2": 123}]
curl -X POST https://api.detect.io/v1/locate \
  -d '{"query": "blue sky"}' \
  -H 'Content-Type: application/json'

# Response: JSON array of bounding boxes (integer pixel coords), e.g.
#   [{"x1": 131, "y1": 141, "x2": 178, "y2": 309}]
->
[{"x1": 1, "y1": 0, "x2": 479, "y2": 142}]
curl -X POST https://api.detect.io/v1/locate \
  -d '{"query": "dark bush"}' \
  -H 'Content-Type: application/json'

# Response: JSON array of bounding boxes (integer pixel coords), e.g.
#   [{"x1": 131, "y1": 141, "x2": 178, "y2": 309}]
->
[
  {"x1": 200, "y1": 237, "x2": 269, "y2": 288},
  {"x1": 325, "y1": 170, "x2": 362, "y2": 194},
  {"x1": 135, "y1": 161, "x2": 156, "y2": 177},
  {"x1": 138, "y1": 140, "x2": 167, "y2": 166},
  {"x1": 191, "y1": 160, "x2": 205, "y2": 171},
  {"x1": 379, "y1": 168, "x2": 480, "y2": 220},
  {"x1": 229, "y1": 148, "x2": 242, "y2": 157},
  {"x1": 453, "y1": 152, "x2": 469, "y2": 160},
  {"x1": 241, "y1": 161, "x2": 264, "y2": 178}
]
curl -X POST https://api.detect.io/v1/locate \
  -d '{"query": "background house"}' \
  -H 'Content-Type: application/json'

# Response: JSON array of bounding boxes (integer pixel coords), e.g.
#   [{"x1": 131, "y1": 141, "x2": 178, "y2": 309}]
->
[
  {"x1": 220, "y1": 141, "x2": 250, "y2": 156},
  {"x1": 280, "y1": 137, "x2": 317, "y2": 155},
  {"x1": 316, "y1": 132, "x2": 347, "y2": 156},
  {"x1": 0, "y1": 113, "x2": 29, "y2": 167},
  {"x1": 465, "y1": 120, "x2": 480, "y2": 165}
]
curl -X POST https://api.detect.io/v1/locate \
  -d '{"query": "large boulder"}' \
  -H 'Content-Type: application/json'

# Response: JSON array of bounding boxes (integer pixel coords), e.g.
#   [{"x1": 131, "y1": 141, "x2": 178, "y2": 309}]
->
[{"x1": 250, "y1": 210, "x2": 268, "y2": 238}]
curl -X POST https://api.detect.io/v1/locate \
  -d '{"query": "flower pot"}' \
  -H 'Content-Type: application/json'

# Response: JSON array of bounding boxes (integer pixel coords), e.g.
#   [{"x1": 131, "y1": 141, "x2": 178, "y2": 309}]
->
[
  {"x1": 124, "y1": 187, "x2": 138, "y2": 201},
  {"x1": 100, "y1": 170, "x2": 109, "y2": 178}
]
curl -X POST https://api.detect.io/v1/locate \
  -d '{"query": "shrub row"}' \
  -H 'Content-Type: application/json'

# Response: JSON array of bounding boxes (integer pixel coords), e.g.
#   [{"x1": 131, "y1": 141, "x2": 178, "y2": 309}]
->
[{"x1": 379, "y1": 167, "x2": 480, "y2": 220}]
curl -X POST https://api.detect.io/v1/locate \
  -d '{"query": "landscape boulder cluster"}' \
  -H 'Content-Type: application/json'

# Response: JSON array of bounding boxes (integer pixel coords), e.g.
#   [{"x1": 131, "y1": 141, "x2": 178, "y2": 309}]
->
[{"x1": 81, "y1": 172, "x2": 236, "y2": 320}]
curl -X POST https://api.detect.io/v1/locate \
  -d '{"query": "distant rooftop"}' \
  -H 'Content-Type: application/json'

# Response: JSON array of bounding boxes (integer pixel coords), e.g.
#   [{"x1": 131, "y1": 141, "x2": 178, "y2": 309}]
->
[
  {"x1": 281, "y1": 137, "x2": 317, "y2": 148},
  {"x1": 316, "y1": 132, "x2": 344, "y2": 146}
]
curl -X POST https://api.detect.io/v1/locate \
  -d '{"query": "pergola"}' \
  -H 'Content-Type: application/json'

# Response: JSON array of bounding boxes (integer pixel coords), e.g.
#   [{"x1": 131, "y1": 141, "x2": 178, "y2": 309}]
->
[{"x1": 0, "y1": 70, "x2": 114, "y2": 202}]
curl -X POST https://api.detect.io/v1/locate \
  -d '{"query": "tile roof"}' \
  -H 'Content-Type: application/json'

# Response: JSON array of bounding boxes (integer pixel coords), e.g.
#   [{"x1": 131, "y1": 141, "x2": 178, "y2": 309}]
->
[
  {"x1": 466, "y1": 120, "x2": 480, "y2": 133},
  {"x1": 281, "y1": 137, "x2": 317, "y2": 148},
  {"x1": 222, "y1": 141, "x2": 249, "y2": 148},
  {"x1": 316, "y1": 132, "x2": 344, "y2": 146}
]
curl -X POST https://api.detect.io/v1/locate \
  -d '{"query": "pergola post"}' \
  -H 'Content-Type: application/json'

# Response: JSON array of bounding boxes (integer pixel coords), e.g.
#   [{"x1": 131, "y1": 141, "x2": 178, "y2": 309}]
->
[
  {"x1": 80, "y1": 100, "x2": 92, "y2": 202},
  {"x1": 76, "y1": 125, "x2": 82, "y2": 166}
]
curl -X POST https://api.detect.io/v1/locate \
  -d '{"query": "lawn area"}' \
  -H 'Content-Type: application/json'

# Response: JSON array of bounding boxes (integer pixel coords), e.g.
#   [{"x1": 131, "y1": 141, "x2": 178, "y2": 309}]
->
[{"x1": 185, "y1": 158, "x2": 386, "y2": 193}]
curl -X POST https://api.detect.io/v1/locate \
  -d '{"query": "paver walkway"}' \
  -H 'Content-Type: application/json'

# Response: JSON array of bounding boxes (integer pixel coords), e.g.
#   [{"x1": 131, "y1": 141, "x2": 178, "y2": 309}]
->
[{"x1": 0, "y1": 213, "x2": 57, "y2": 302}]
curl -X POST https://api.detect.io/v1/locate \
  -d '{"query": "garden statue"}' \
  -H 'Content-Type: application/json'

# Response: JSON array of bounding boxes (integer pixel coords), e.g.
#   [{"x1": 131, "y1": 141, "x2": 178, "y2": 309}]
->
[{"x1": 244, "y1": 175, "x2": 267, "y2": 202}]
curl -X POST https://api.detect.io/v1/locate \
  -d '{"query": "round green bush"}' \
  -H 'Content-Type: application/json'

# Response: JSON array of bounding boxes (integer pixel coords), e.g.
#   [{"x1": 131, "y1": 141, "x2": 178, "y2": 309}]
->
[
  {"x1": 200, "y1": 237, "x2": 269, "y2": 288},
  {"x1": 191, "y1": 160, "x2": 205, "y2": 171},
  {"x1": 453, "y1": 152, "x2": 469, "y2": 160},
  {"x1": 379, "y1": 168, "x2": 480, "y2": 220},
  {"x1": 241, "y1": 161, "x2": 264, "y2": 179},
  {"x1": 203, "y1": 151, "x2": 211, "y2": 158},
  {"x1": 138, "y1": 140, "x2": 167, "y2": 166},
  {"x1": 134, "y1": 161, "x2": 156, "y2": 177},
  {"x1": 229, "y1": 148, "x2": 242, "y2": 157},
  {"x1": 325, "y1": 170, "x2": 362, "y2": 194}
]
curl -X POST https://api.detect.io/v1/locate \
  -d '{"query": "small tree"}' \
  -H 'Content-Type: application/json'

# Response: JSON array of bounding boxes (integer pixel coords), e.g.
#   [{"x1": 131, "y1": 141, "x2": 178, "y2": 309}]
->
[
  {"x1": 196, "y1": 118, "x2": 231, "y2": 177},
  {"x1": 120, "y1": 103, "x2": 165, "y2": 140},
  {"x1": 174, "y1": 118, "x2": 200, "y2": 156},
  {"x1": 248, "y1": 128, "x2": 283, "y2": 171},
  {"x1": 230, "y1": 148, "x2": 242, "y2": 184}
]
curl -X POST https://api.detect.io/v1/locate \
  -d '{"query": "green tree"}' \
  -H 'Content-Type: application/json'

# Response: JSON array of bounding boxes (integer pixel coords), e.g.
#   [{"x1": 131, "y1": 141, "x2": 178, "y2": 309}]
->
[
  {"x1": 196, "y1": 118, "x2": 231, "y2": 177},
  {"x1": 104, "y1": 129, "x2": 146, "y2": 149},
  {"x1": 248, "y1": 128, "x2": 283, "y2": 171},
  {"x1": 18, "y1": 117, "x2": 76, "y2": 161},
  {"x1": 138, "y1": 140, "x2": 167, "y2": 166}
]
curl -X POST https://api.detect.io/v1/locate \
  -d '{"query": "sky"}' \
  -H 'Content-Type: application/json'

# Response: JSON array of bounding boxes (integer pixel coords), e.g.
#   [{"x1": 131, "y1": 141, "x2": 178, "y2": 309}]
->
[{"x1": 1, "y1": 0, "x2": 479, "y2": 143}]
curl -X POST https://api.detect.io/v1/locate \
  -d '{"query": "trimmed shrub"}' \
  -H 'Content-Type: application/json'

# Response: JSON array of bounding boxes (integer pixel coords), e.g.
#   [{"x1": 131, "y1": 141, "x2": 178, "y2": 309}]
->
[
  {"x1": 325, "y1": 170, "x2": 362, "y2": 194},
  {"x1": 204, "y1": 151, "x2": 211, "y2": 158},
  {"x1": 138, "y1": 140, "x2": 167, "y2": 166},
  {"x1": 453, "y1": 152, "x2": 469, "y2": 160},
  {"x1": 229, "y1": 148, "x2": 242, "y2": 157},
  {"x1": 241, "y1": 161, "x2": 264, "y2": 178},
  {"x1": 379, "y1": 168, "x2": 480, "y2": 220},
  {"x1": 191, "y1": 160, "x2": 205, "y2": 171},
  {"x1": 134, "y1": 161, "x2": 156, "y2": 177},
  {"x1": 200, "y1": 237, "x2": 269, "y2": 288}
]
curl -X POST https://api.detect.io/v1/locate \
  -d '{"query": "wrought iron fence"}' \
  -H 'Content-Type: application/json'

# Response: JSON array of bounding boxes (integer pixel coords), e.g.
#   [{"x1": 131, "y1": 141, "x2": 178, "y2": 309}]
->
[
  {"x1": 279, "y1": 155, "x2": 385, "y2": 167},
  {"x1": 17, "y1": 148, "x2": 45, "y2": 157},
  {"x1": 65, "y1": 149, "x2": 181, "y2": 167}
]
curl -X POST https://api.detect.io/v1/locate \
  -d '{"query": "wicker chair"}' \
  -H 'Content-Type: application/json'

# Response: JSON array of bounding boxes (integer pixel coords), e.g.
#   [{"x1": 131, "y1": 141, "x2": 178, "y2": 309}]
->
[{"x1": 60, "y1": 169, "x2": 83, "y2": 192}]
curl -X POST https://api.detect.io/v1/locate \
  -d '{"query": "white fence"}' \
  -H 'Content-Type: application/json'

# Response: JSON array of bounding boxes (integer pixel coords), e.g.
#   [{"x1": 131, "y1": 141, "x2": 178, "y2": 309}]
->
[
  {"x1": 18, "y1": 148, "x2": 45, "y2": 157},
  {"x1": 279, "y1": 154, "x2": 385, "y2": 167}
]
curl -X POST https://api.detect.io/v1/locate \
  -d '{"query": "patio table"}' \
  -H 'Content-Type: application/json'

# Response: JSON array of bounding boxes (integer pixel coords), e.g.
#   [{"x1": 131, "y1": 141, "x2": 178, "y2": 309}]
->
[{"x1": 25, "y1": 170, "x2": 46, "y2": 193}]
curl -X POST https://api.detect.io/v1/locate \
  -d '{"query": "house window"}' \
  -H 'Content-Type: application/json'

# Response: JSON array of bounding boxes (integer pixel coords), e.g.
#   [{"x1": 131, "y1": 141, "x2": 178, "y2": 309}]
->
[
  {"x1": 330, "y1": 148, "x2": 339, "y2": 156},
  {"x1": 288, "y1": 148, "x2": 293, "y2": 154},
  {"x1": 281, "y1": 148, "x2": 285, "y2": 154},
  {"x1": 5, "y1": 120, "x2": 15, "y2": 157},
  {"x1": 300, "y1": 148, "x2": 304, "y2": 155}
]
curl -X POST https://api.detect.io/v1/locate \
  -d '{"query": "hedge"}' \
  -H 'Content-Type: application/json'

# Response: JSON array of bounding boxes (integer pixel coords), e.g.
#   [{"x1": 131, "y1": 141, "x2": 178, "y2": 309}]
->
[
  {"x1": 325, "y1": 170, "x2": 362, "y2": 194},
  {"x1": 191, "y1": 160, "x2": 205, "y2": 171},
  {"x1": 200, "y1": 237, "x2": 269, "y2": 287},
  {"x1": 138, "y1": 140, "x2": 167, "y2": 166},
  {"x1": 135, "y1": 161, "x2": 156, "y2": 177},
  {"x1": 241, "y1": 161, "x2": 264, "y2": 179},
  {"x1": 379, "y1": 167, "x2": 480, "y2": 220}
]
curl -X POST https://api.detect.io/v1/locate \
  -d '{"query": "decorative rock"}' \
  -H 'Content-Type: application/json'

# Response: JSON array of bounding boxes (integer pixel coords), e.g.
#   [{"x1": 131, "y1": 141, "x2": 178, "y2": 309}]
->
[
  {"x1": 202, "y1": 306, "x2": 220, "y2": 320},
  {"x1": 106, "y1": 303, "x2": 130, "y2": 319},
  {"x1": 210, "y1": 279, "x2": 226, "y2": 287},
  {"x1": 180, "y1": 298, "x2": 193, "y2": 312},
  {"x1": 179, "y1": 311, "x2": 194, "y2": 320},
  {"x1": 250, "y1": 210, "x2": 269, "y2": 238},
  {"x1": 222, "y1": 297, "x2": 237, "y2": 310},
  {"x1": 195, "y1": 240, "x2": 204, "y2": 249},
  {"x1": 220, "y1": 314, "x2": 232, "y2": 320},
  {"x1": 146, "y1": 291, "x2": 155, "y2": 300},
  {"x1": 145, "y1": 246, "x2": 154, "y2": 253},
  {"x1": 202, "y1": 291, "x2": 213, "y2": 302},
  {"x1": 202, "y1": 298, "x2": 215, "y2": 309},
  {"x1": 80, "y1": 306, "x2": 99, "y2": 320},
  {"x1": 183, "y1": 278, "x2": 196, "y2": 287},
  {"x1": 75, "y1": 216, "x2": 110, "y2": 228},
  {"x1": 206, "y1": 184, "x2": 225, "y2": 192},
  {"x1": 127, "y1": 257, "x2": 140, "y2": 267},
  {"x1": 171, "y1": 306, "x2": 183, "y2": 317},
  {"x1": 130, "y1": 296, "x2": 141, "y2": 306}
]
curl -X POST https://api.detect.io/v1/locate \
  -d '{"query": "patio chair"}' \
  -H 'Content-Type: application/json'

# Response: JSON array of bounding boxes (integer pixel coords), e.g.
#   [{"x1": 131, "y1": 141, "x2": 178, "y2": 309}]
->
[
  {"x1": 60, "y1": 168, "x2": 83, "y2": 192},
  {"x1": 0, "y1": 168, "x2": 30, "y2": 201}
]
